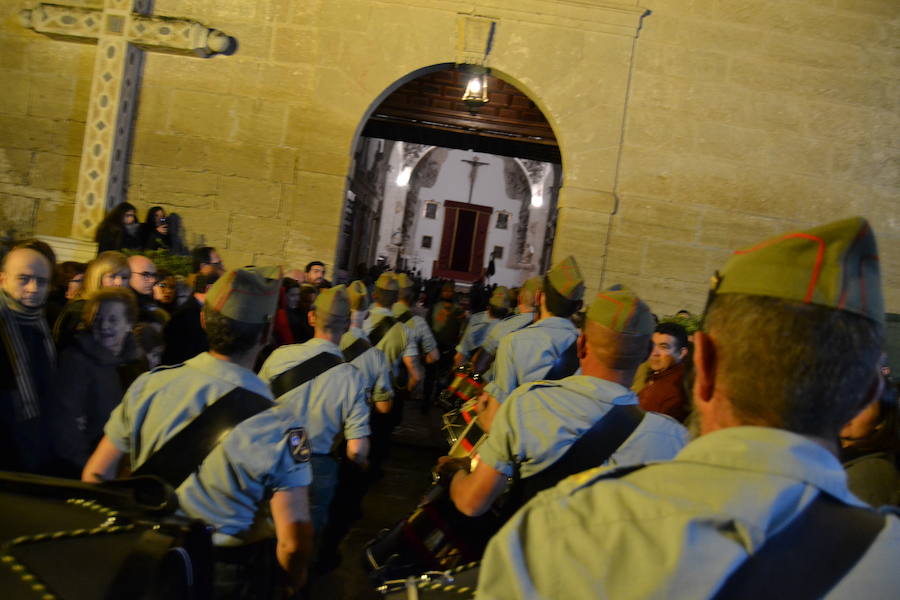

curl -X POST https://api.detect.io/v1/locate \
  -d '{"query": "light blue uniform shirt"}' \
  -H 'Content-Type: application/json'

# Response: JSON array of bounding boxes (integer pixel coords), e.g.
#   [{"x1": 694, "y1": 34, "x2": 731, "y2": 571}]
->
[
  {"x1": 363, "y1": 306, "x2": 416, "y2": 366},
  {"x1": 259, "y1": 338, "x2": 370, "y2": 455},
  {"x1": 105, "y1": 352, "x2": 311, "y2": 543},
  {"x1": 480, "y1": 312, "x2": 535, "y2": 381},
  {"x1": 455, "y1": 311, "x2": 497, "y2": 359},
  {"x1": 479, "y1": 426, "x2": 900, "y2": 599},
  {"x1": 479, "y1": 375, "x2": 687, "y2": 479},
  {"x1": 340, "y1": 326, "x2": 393, "y2": 405},
  {"x1": 484, "y1": 316, "x2": 579, "y2": 404},
  {"x1": 393, "y1": 302, "x2": 438, "y2": 355}
]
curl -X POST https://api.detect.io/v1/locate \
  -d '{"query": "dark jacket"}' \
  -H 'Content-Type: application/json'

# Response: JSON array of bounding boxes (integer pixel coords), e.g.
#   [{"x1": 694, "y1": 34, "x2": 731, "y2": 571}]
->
[
  {"x1": 161, "y1": 296, "x2": 208, "y2": 365},
  {"x1": 49, "y1": 332, "x2": 146, "y2": 476}
]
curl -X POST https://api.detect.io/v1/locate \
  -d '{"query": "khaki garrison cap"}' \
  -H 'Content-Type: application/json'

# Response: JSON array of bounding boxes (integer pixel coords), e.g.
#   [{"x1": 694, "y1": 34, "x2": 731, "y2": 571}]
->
[
  {"x1": 376, "y1": 272, "x2": 398, "y2": 292},
  {"x1": 314, "y1": 284, "x2": 351, "y2": 327},
  {"x1": 347, "y1": 280, "x2": 370, "y2": 311},
  {"x1": 714, "y1": 216, "x2": 883, "y2": 325},
  {"x1": 586, "y1": 287, "x2": 655, "y2": 335},
  {"x1": 545, "y1": 255, "x2": 585, "y2": 302},
  {"x1": 489, "y1": 286, "x2": 512, "y2": 310},
  {"x1": 206, "y1": 266, "x2": 281, "y2": 324},
  {"x1": 395, "y1": 273, "x2": 415, "y2": 290},
  {"x1": 521, "y1": 276, "x2": 543, "y2": 295}
]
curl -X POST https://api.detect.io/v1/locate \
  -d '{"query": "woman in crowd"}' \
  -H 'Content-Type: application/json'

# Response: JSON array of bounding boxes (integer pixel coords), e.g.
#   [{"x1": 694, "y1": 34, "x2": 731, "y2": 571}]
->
[
  {"x1": 94, "y1": 202, "x2": 142, "y2": 252},
  {"x1": 44, "y1": 261, "x2": 86, "y2": 331},
  {"x1": 152, "y1": 268, "x2": 179, "y2": 314},
  {"x1": 50, "y1": 288, "x2": 145, "y2": 477},
  {"x1": 840, "y1": 362, "x2": 900, "y2": 506},
  {"x1": 142, "y1": 206, "x2": 171, "y2": 251},
  {"x1": 53, "y1": 251, "x2": 131, "y2": 350}
]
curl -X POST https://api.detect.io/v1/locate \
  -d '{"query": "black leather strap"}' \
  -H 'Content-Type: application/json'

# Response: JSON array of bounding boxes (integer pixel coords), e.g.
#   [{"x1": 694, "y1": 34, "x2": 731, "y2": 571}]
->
[
  {"x1": 368, "y1": 316, "x2": 397, "y2": 346},
  {"x1": 342, "y1": 336, "x2": 371, "y2": 362},
  {"x1": 132, "y1": 386, "x2": 273, "y2": 488},
  {"x1": 712, "y1": 493, "x2": 886, "y2": 600},
  {"x1": 517, "y1": 404, "x2": 645, "y2": 507},
  {"x1": 544, "y1": 337, "x2": 580, "y2": 380},
  {"x1": 270, "y1": 351, "x2": 343, "y2": 399},
  {"x1": 396, "y1": 310, "x2": 413, "y2": 324}
]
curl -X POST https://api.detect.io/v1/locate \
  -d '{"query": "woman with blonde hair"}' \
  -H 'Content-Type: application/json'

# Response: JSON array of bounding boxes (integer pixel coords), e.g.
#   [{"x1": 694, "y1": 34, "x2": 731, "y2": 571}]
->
[
  {"x1": 53, "y1": 251, "x2": 131, "y2": 350},
  {"x1": 49, "y1": 287, "x2": 146, "y2": 476}
]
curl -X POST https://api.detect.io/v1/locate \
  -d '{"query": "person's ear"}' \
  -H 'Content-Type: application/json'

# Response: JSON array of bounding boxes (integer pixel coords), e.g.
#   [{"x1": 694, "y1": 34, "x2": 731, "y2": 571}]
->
[
  {"x1": 576, "y1": 332, "x2": 588, "y2": 360},
  {"x1": 692, "y1": 330, "x2": 717, "y2": 405},
  {"x1": 307, "y1": 310, "x2": 317, "y2": 328},
  {"x1": 678, "y1": 345, "x2": 689, "y2": 361},
  {"x1": 199, "y1": 310, "x2": 206, "y2": 331}
]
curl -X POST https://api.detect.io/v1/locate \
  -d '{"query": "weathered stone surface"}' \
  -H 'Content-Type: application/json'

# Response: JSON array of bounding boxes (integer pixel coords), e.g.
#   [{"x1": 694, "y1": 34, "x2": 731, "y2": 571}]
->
[
  {"x1": 139, "y1": 165, "x2": 218, "y2": 200},
  {"x1": 30, "y1": 152, "x2": 79, "y2": 192},
  {"x1": 216, "y1": 176, "x2": 281, "y2": 218},
  {"x1": 33, "y1": 196, "x2": 75, "y2": 238},
  {"x1": 227, "y1": 215, "x2": 288, "y2": 255}
]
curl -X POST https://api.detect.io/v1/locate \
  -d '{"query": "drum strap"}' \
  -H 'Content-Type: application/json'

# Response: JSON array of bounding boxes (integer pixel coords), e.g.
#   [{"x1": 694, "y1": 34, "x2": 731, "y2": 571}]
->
[
  {"x1": 342, "y1": 336, "x2": 371, "y2": 362},
  {"x1": 369, "y1": 316, "x2": 397, "y2": 346},
  {"x1": 543, "y1": 337, "x2": 580, "y2": 380},
  {"x1": 396, "y1": 310, "x2": 413, "y2": 324},
  {"x1": 270, "y1": 351, "x2": 344, "y2": 399},
  {"x1": 515, "y1": 404, "x2": 645, "y2": 507},
  {"x1": 711, "y1": 492, "x2": 885, "y2": 600},
  {"x1": 132, "y1": 386, "x2": 273, "y2": 488}
]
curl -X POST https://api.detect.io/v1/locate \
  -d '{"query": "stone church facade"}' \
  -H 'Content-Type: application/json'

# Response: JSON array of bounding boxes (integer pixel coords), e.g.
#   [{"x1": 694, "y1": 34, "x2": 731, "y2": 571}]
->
[{"x1": 0, "y1": 0, "x2": 896, "y2": 315}]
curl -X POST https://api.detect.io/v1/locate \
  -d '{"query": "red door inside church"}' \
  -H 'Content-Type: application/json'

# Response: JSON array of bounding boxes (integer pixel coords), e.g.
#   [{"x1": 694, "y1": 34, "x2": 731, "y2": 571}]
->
[{"x1": 433, "y1": 200, "x2": 493, "y2": 282}]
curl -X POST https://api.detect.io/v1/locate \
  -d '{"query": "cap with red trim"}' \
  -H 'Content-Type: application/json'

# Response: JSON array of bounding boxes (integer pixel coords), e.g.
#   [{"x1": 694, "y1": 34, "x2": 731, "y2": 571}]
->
[
  {"x1": 206, "y1": 266, "x2": 281, "y2": 324},
  {"x1": 546, "y1": 255, "x2": 585, "y2": 302},
  {"x1": 313, "y1": 284, "x2": 351, "y2": 327},
  {"x1": 715, "y1": 216, "x2": 883, "y2": 325},
  {"x1": 489, "y1": 286, "x2": 512, "y2": 310},
  {"x1": 585, "y1": 286, "x2": 654, "y2": 335},
  {"x1": 347, "y1": 280, "x2": 370, "y2": 311},
  {"x1": 395, "y1": 273, "x2": 415, "y2": 290}
]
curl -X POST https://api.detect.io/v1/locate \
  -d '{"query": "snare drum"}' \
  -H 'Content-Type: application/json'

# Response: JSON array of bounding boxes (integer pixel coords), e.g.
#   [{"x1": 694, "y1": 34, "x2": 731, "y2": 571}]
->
[
  {"x1": 441, "y1": 399, "x2": 480, "y2": 449},
  {"x1": 379, "y1": 561, "x2": 481, "y2": 599}
]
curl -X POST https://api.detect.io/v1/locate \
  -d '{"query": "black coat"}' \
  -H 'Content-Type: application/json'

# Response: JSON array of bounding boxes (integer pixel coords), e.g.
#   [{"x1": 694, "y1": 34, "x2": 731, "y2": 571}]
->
[{"x1": 161, "y1": 296, "x2": 208, "y2": 365}]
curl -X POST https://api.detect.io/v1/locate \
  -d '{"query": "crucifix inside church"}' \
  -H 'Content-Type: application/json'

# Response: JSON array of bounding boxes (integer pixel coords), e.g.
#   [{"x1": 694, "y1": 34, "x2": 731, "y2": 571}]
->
[{"x1": 20, "y1": 0, "x2": 236, "y2": 259}]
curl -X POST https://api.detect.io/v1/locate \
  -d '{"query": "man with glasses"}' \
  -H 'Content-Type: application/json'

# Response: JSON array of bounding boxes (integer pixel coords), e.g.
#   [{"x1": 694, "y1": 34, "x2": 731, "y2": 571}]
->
[{"x1": 127, "y1": 254, "x2": 167, "y2": 326}]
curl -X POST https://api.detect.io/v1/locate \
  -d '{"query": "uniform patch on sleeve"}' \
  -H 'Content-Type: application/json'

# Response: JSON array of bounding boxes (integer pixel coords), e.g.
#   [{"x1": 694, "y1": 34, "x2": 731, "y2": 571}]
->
[{"x1": 286, "y1": 427, "x2": 311, "y2": 463}]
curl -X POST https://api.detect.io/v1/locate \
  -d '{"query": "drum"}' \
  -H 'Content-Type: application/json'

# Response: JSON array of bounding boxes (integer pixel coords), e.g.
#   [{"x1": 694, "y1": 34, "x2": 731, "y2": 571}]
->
[
  {"x1": 438, "y1": 368, "x2": 485, "y2": 413},
  {"x1": 364, "y1": 480, "x2": 499, "y2": 586},
  {"x1": 379, "y1": 561, "x2": 481, "y2": 599},
  {"x1": 440, "y1": 399, "x2": 480, "y2": 449}
]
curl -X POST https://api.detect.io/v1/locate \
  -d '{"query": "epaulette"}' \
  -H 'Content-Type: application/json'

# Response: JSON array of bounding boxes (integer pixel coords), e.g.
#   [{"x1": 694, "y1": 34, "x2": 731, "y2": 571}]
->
[{"x1": 149, "y1": 362, "x2": 185, "y2": 373}]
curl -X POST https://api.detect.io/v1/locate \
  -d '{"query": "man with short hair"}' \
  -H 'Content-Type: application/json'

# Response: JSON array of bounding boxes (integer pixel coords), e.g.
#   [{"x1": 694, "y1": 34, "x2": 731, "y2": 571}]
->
[
  {"x1": 477, "y1": 217, "x2": 900, "y2": 599},
  {"x1": 0, "y1": 243, "x2": 56, "y2": 473},
  {"x1": 305, "y1": 261, "x2": 331, "y2": 289},
  {"x1": 161, "y1": 272, "x2": 214, "y2": 365},
  {"x1": 482, "y1": 256, "x2": 584, "y2": 406},
  {"x1": 637, "y1": 321, "x2": 691, "y2": 422},
  {"x1": 127, "y1": 254, "x2": 167, "y2": 326},
  {"x1": 440, "y1": 287, "x2": 687, "y2": 517},
  {"x1": 259, "y1": 285, "x2": 369, "y2": 538},
  {"x1": 478, "y1": 277, "x2": 541, "y2": 381},
  {"x1": 191, "y1": 246, "x2": 225, "y2": 278},
  {"x1": 393, "y1": 273, "x2": 440, "y2": 366},
  {"x1": 454, "y1": 286, "x2": 512, "y2": 367},
  {"x1": 84, "y1": 267, "x2": 314, "y2": 597},
  {"x1": 343, "y1": 280, "x2": 393, "y2": 413}
]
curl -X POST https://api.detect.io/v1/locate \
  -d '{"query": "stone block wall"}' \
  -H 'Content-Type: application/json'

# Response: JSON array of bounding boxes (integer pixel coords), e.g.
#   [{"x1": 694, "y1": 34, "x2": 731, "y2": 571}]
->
[{"x1": 0, "y1": 0, "x2": 896, "y2": 319}]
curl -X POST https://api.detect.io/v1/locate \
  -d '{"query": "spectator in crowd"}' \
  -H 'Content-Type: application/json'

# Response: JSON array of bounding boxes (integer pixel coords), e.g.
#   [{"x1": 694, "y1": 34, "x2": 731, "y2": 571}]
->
[
  {"x1": 161, "y1": 272, "x2": 213, "y2": 365},
  {"x1": 95, "y1": 202, "x2": 142, "y2": 253},
  {"x1": 291, "y1": 284, "x2": 317, "y2": 344},
  {"x1": 637, "y1": 322, "x2": 691, "y2": 423},
  {"x1": 141, "y1": 206, "x2": 170, "y2": 250},
  {"x1": 50, "y1": 288, "x2": 145, "y2": 477},
  {"x1": 45, "y1": 260, "x2": 86, "y2": 330},
  {"x1": 284, "y1": 268, "x2": 305, "y2": 284},
  {"x1": 0, "y1": 241, "x2": 56, "y2": 474},
  {"x1": 191, "y1": 246, "x2": 225, "y2": 279},
  {"x1": 305, "y1": 261, "x2": 331, "y2": 289},
  {"x1": 54, "y1": 250, "x2": 130, "y2": 351},
  {"x1": 152, "y1": 268, "x2": 178, "y2": 314},
  {"x1": 127, "y1": 254, "x2": 167, "y2": 326}
]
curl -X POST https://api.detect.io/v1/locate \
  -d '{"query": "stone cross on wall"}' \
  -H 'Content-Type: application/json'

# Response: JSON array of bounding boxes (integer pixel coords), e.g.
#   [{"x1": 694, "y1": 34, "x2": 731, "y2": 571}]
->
[
  {"x1": 461, "y1": 155, "x2": 490, "y2": 204},
  {"x1": 20, "y1": 1, "x2": 236, "y2": 242}
]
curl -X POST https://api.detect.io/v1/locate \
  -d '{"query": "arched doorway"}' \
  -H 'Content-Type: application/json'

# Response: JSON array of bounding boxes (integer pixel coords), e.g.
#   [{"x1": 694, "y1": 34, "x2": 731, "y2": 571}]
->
[{"x1": 335, "y1": 65, "x2": 561, "y2": 288}]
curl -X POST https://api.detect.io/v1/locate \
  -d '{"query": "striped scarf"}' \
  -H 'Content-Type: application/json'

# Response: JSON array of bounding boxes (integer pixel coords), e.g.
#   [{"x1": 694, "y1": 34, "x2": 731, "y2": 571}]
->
[{"x1": 0, "y1": 289, "x2": 56, "y2": 421}]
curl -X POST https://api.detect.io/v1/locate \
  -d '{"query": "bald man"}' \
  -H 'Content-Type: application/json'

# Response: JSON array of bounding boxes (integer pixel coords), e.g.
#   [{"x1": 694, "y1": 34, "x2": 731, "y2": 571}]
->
[
  {"x1": 0, "y1": 244, "x2": 56, "y2": 473},
  {"x1": 128, "y1": 254, "x2": 166, "y2": 326}
]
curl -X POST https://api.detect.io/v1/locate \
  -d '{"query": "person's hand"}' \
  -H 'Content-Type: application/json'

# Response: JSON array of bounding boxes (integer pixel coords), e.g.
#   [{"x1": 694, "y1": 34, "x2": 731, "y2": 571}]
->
[
  {"x1": 476, "y1": 391, "x2": 499, "y2": 433},
  {"x1": 434, "y1": 456, "x2": 471, "y2": 483},
  {"x1": 156, "y1": 223, "x2": 168, "y2": 234}
]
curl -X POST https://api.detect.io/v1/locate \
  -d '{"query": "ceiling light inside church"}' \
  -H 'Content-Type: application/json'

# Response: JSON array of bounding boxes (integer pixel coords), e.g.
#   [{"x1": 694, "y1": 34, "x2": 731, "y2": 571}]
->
[
  {"x1": 531, "y1": 191, "x2": 543, "y2": 208},
  {"x1": 396, "y1": 166, "x2": 412, "y2": 187}
]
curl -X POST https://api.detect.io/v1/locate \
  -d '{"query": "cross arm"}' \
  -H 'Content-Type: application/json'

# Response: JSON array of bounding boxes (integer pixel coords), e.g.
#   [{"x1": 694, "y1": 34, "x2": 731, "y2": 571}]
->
[
  {"x1": 20, "y1": 3, "x2": 101, "y2": 43},
  {"x1": 128, "y1": 15, "x2": 236, "y2": 57}
]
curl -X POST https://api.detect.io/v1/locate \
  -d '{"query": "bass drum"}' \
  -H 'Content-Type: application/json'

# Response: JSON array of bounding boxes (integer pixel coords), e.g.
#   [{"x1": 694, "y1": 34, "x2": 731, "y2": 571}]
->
[
  {"x1": 379, "y1": 562, "x2": 481, "y2": 599},
  {"x1": 364, "y1": 481, "x2": 500, "y2": 586}
]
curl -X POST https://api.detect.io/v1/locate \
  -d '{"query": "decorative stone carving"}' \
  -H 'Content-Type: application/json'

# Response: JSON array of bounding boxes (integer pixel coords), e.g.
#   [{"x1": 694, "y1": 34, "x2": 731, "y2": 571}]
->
[{"x1": 20, "y1": 1, "x2": 236, "y2": 241}]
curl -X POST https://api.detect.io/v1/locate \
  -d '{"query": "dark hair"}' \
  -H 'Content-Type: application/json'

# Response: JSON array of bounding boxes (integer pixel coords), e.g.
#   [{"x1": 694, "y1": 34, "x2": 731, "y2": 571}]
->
[
  {"x1": 94, "y1": 203, "x2": 137, "y2": 245},
  {"x1": 145, "y1": 206, "x2": 165, "y2": 227},
  {"x1": 191, "y1": 246, "x2": 215, "y2": 273},
  {"x1": 488, "y1": 304, "x2": 510, "y2": 319},
  {"x1": 541, "y1": 275, "x2": 581, "y2": 318},
  {"x1": 54, "y1": 261, "x2": 87, "y2": 290},
  {"x1": 305, "y1": 261, "x2": 325, "y2": 273},
  {"x1": 373, "y1": 287, "x2": 397, "y2": 307},
  {"x1": 842, "y1": 380, "x2": 900, "y2": 462},
  {"x1": 282, "y1": 278, "x2": 300, "y2": 292},
  {"x1": 192, "y1": 272, "x2": 219, "y2": 294},
  {"x1": 655, "y1": 322, "x2": 688, "y2": 351},
  {"x1": 398, "y1": 285, "x2": 416, "y2": 303},
  {"x1": 155, "y1": 268, "x2": 173, "y2": 282},
  {"x1": 705, "y1": 293, "x2": 884, "y2": 439},
  {"x1": 8, "y1": 238, "x2": 57, "y2": 272},
  {"x1": 202, "y1": 306, "x2": 266, "y2": 356}
]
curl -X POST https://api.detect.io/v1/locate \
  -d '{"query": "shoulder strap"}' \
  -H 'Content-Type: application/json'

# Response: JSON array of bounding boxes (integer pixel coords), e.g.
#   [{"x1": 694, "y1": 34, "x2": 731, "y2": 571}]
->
[
  {"x1": 711, "y1": 493, "x2": 886, "y2": 600},
  {"x1": 270, "y1": 351, "x2": 344, "y2": 399},
  {"x1": 544, "y1": 337, "x2": 580, "y2": 380},
  {"x1": 368, "y1": 316, "x2": 396, "y2": 347},
  {"x1": 396, "y1": 310, "x2": 413, "y2": 324},
  {"x1": 132, "y1": 386, "x2": 273, "y2": 488},
  {"x1": 342, "y1": 336, "x2": 372, "y2": 362},
  {"x1": 517, "y1": 404, "x2": 645, "y2": 506}
]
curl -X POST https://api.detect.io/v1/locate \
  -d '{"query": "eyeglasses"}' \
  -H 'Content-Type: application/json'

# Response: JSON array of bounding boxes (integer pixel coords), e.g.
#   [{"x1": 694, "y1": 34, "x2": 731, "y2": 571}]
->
[{"x1": 136, "y1": 271, "x2": 158, "y2": 281}]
